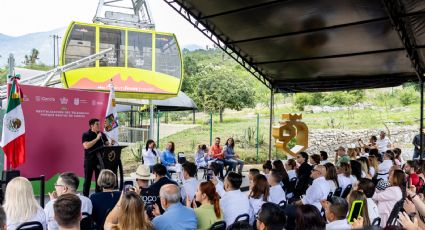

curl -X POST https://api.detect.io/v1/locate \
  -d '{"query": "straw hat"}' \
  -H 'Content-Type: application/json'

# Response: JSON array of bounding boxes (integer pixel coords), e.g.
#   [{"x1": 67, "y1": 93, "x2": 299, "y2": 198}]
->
[{"x1": 130, "y1": 164, "x2": 154, "y2": 180}]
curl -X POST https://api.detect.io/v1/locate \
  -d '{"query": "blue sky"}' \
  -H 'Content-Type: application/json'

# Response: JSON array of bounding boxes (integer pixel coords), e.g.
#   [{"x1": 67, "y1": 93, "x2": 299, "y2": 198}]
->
[{"x1": 0, "y1": 0, "x2": 212, "y2": 48}]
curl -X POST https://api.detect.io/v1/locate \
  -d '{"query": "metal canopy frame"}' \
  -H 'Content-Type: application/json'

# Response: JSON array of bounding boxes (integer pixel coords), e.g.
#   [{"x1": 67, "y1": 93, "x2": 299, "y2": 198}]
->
[{"x1": 165, "y1": 0, "x2": 425, "y2": 159}]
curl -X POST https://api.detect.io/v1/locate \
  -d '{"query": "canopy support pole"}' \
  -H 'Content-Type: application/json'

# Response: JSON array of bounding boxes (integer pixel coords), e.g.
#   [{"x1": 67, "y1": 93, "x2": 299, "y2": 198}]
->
[
  {"x1": 149, "y1": 100, "x2": 154, "y2": 140},
  {"x1": 269, "y1": 88, "x2": 274, "y2": 160},
  {"x1": 421, "y1": 80, "x2": 424, "y2": 160}
]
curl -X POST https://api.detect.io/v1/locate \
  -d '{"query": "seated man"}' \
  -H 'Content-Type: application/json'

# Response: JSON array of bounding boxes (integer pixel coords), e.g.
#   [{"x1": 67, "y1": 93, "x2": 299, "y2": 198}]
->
[
  {"x1": 208, "y1": 137, "x2": 225, "y2": 178},
  {"x1": 181, "y1": 162, "x2": 199, "y2": 204},
  {"x1": 295, "y1": 165, "x2": 330, "y2": 211},
  {"x1": 212, "y1": 172, "x2": 249, "y2": 226},
  {"x1": 152, "y1": 184, "x2": 197, "y2": 230},
  {"x1": 54, "y1": 193, "x2": 82, "y2": 230},
  {"x1": 268, "y1": 169, "x2": 286, "y2": 204},
  {"x1": 147, "y1": 164, "x2": 178, "y2": 214},
  {"x1": 209, "y1": 162, "x2": 224, "y2": 191},
  {"x1": 44, "y1": 172, "x2": 93, "y2": 230},
  {"x1": 256, "y1": 202, "x2": 286, "y2": 230},
  {"x1": 323, "y1": 196, "x2": 350, "y2": 230}
]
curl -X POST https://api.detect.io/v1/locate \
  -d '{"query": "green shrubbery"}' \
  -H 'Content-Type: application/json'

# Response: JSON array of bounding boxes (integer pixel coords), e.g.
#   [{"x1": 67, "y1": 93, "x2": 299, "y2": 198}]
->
[{"x1": 294, "y1": 90, "x2": 365, "y2": 111}]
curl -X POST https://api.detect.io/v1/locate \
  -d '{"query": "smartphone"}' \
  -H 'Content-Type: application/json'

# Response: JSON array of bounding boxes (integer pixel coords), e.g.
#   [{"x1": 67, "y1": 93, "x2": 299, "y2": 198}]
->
[
  {"x1": 124, "y1": 180, "x2": 134, "y2": 192},
  {"x1": 348, "y1": 200, "x2": 364, "y2": 224},
  {"x1": 207, "y1": 169, "x2": 214, "y2": 181}
]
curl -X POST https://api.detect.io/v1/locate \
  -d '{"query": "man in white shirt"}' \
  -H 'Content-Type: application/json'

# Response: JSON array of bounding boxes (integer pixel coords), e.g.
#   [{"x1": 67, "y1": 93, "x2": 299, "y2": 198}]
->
[
  {"x1": 323, "y1": 196, "x2": 351, "y2": 230},
  {"x1": 268, "y1": 169, "x2": 286, "y2": 204},
  {"x1": 376, "y1": 131, "x2": 392, "y2": 153},
  {"x1": 213, "y1": 172, "x2": 249, "y2": 226},
  {"x1": 44, "y1": 172, "x2": 93, "y2": 230},
  {"x1": 180, "y1": 162, "x2": 199, "y2": 204},
  {"x1": 296, "y1": 165, "x2": 330, "y2": 211}
]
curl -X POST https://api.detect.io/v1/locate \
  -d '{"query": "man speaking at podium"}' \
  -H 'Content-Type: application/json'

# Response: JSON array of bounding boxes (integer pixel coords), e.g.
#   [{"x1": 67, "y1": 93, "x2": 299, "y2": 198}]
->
[{"x1": 82, "y1": 118, "x2": 111, "y2": 196}]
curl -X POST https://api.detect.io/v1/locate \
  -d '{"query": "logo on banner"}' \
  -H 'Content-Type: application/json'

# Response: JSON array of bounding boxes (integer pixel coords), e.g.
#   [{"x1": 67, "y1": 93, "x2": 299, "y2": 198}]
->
[
  {"x1": 74, "y1": 98, "x2": 80, "y2": 105},
  {"x1": 35, "y1": 96, "x2": 41, "y2": 102},
  {"x1": 60, "y1": 97, "x2": 68, "y2": 105},
  {"x1": 6, "y1": 117, "x2": 22, "y2": 132}
]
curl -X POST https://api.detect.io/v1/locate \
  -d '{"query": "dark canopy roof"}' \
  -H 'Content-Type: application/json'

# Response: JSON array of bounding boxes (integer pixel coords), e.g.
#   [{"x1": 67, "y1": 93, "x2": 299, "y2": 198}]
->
[{"x1": 165, "y1": 0, "x2": 425, "y2": 92}]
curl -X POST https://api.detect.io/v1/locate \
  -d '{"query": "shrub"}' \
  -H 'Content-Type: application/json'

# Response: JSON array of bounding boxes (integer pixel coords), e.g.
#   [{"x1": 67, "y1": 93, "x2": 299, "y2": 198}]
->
[{"x1": 398, "y1": 86, "x2": 419, "y2": 106}]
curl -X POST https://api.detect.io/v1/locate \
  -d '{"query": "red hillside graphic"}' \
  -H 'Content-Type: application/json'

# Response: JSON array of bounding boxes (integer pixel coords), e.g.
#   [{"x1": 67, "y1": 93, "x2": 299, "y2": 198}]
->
[{"x1": 71, "y1": 74, "x2": 170, "y2": 93}]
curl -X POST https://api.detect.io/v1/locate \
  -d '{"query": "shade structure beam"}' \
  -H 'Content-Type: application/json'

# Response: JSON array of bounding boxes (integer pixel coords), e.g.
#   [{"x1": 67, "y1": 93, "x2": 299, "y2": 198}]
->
[{"x1": 163, "y1": 0, "x2": 272, "y2": 89}]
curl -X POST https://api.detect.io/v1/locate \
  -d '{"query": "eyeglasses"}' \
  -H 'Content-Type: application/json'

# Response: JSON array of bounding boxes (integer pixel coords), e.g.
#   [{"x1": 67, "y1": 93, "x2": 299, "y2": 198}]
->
[{"x1": 54, "y1": 184, "x2": 66, "y2": 187}]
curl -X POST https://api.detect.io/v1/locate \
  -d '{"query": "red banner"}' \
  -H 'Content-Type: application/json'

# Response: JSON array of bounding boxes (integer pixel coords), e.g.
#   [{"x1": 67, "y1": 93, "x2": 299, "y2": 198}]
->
[{"x1": 14, "y1": 85, "x2": 108, "y2": 180}]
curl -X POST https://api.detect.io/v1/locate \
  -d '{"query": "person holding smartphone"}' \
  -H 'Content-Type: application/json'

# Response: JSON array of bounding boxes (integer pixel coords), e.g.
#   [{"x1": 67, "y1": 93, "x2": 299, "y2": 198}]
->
[
  {"x1": 347, "y1": 190, "x2": 370, "y2": 226},
  {"x1": 322, "y1": 196, "x2": 351, "y2": 230}
]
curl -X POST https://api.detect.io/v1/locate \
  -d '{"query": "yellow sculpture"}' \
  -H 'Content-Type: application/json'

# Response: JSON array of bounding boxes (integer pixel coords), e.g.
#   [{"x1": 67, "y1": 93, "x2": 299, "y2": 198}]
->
[{"x1": 272, "y1": 114, "x2": 309, "y2": 158}]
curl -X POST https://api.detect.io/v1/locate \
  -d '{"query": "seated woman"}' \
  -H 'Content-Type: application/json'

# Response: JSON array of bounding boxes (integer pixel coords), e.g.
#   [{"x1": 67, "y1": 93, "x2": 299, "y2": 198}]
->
[
  {"x1": 90, "y1": 169, "x2": 121, "y2": 230},
  {"x1": 142, "y1": 139, "x2": 160, "y2": 172},
  {"x1": 248, "y1": 174, "x2": 270, "y2": 225},
  {"x1": 223, "y1": 137, "x2": 244, "y2": 175},
  {"x1": 160, "y1": 141, "x2": 181, "y2": 179},
  {"x1": 194, "y1": 144, "x2": 208, "y2": 168},
  {"x1": 3, "y1": 177, "x2": 47, "y2": 229},
  {"x1": 186, "y1": 181, "x2": 223, "y2": 230},
  {"x1": 377, "y1": 151, "x2": 395, "y2": 181}
]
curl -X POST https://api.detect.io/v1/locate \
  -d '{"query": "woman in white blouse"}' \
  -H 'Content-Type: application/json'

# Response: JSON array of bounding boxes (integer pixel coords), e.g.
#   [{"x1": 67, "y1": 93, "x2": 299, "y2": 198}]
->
[
  {"x1": 377, "y1": 151, "x2": 395, "y2": 181},
  {"x1": 3, "y1": 177, "x2": 47, "y2": 229},
  {"x1": 324, "y1": 163, "x2": 339, "y2": 193},
  {"x1": 337, "y1": 162, "x2": 356, "y2": 192},
  {"x1": 248, "y1": 174, "x2": 270, "y2": 225},
  {"x1": 142, "y1": 139, "x2": 160, "y2": 171}
]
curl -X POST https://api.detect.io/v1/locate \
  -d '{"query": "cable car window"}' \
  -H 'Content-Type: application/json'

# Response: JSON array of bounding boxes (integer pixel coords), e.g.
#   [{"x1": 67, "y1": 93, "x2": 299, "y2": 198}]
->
[
  {"x1": 155, "y1": 35, "x2": 181, "y2": 78},
  {"x1": 65, "y1": 25, "x2": 96, "y2": 67},
  {"x1": 99, "y1": 28, "x2": 125, "y2": 67},
  {"x1": 128, "y1": 31, "x2": 152, "y2": 70}
]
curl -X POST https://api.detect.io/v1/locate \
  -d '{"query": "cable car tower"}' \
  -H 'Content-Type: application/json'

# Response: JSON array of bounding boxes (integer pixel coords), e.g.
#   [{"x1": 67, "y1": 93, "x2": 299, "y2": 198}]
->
[{"x1": 93, "y1": 0, "x2": 155, "y2": 29}]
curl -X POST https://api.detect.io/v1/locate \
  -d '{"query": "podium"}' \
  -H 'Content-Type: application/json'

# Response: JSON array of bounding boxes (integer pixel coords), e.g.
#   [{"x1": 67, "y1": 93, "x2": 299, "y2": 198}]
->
[{"x1": 90, "y1": 145, "x2": 127, "y2": 191}]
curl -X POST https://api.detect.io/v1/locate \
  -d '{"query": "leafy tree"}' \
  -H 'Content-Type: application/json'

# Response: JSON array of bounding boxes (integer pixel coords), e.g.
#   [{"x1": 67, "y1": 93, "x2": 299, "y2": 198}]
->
[
  {"x1": 194, "y1": 66, "x2": 255, "y2": 122},
  {"x1": 24, "y1": 48, "x2": 40, "y2": 65}
]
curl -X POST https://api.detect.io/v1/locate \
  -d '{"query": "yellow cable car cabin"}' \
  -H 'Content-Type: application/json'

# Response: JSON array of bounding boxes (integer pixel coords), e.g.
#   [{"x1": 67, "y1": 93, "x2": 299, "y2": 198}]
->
[{"x1": 60, "y1": 21, "x2": 183, "y2": 99}]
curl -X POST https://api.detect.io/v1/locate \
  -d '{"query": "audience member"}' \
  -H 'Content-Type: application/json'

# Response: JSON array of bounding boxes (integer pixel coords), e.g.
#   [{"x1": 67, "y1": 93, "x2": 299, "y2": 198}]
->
[
  {"x1": 104, "y1": 191, "x2": 152, "y2": 230},
  {"x1": 320, "y1": 151, "x2": 329, "y2": 165},
  {"x1": 262, "y1": 160, "x2": 272, "y2": 179},
  {"x1": 404, "y1": 160, "x2": 422, "y2": 192},
  {"x1": 248, "y1": 174, "x2": 270, "y2": 225},
  {"x1": 187, "y1": 181, "x2": 222, "y2": 230},
  {"x1": 130, "y1": 164, "x2": 154, "y2": 199},
  {"x1": 209, "y1": 137, "x2": 225, "y2": 178},
  {"x1": 44, "y1": 172, "x2": 92, "y2": 230},
  {"x1": 377, "y1": 151, "x2": 395, "y2": 180},
  {"x1": 272, "y1": 160, "x2": 290, "y2": 189},
  {"x1": 348, "y1": 148, "x2": 358, "y2": 160},
  {"x1": 357, "y1": 157, "x2": 371, "y2": 178},
  {"x1": 3, "y1": 177, "x2": 47, "y2": 229},
  {"x1": 152, "y1": 184, "x2": 197, "y2": 230},
  {"x1": 194, "y1": 144, "x2": 208, "y2": 168},
  {"x1": 256, "y1": 202, "x2": 286, "y2": 230},
  {"x1": 295, "y1": 204, "x2": 325, "y2": 230},
  {"x1": 356, "y1": 178, "x2": 379, "y2": 222},
  {"x1": 285, "y1": 159, "x2": 297, "y2": 180},
  {"x1": 0, "y1": 206, "x2": 6, "y2": 230},
  {"x1": 160, "y1": 141, "x2": 179, "y2": 178},
  {"x1": 350, "y1": 160, "x2": 362, "y2": 181},
  {"x1": 412, "y1": 128, "x2": 425, "y2": 159},
  {"x1": 347, "y1": 190, "x2": 370, "y2": 227},
  {"x1": 146, "y1": 164, "x2": 178, "y2": 213},
  {"x1": 296, "y1": 165, "x2": 330, "y2": 211},
  {"x1": 223, "y1": 137, "x2": 244, "y2": 175},
  {"x1": 142, "y1": 139, "x2": 159, "y2": 171},
  {"x1": 228, "y1": 221, "x2": 254, "y2": 230},
  {"x1": 373, "y1": 169, "x2": 405, "y2": 227},
  {"x1": 295, "y1": 152, "x2": 313, "y2": 198},
  {"x1": 368, "y1": 155, "x2": 379, "y2": 178},
  {"x1": 181, "y1": 161, "x2": 199, "y2": 204},
  {"x1": 213, "y1": 172, "x2": 249, "y2": 226},
  {"x1": 376, "y1": 130, "x2": 392, "y2": 153},
  {"x1": 248, "y1": 168, "x2": 260, "y2": 186},
  {"x1": 268, "y1": 169, "x2": 286, "y2": 204},
  {"x1": 324, "y1": 163, "x2": 339, "y2": 193},
  {"x1": 53, "y1": 194, "x2": 81, "y2": 230},
  {"x1": 335, "y1": 146, "x2": 350, "y2": 166},
  {"x1": 90, "y1": 170, "x2": 120, "y2": 230},
  {"x1": 209, "y1": 162, "x2": 224, "y2": 193},
  {"x1": 393, "y1": 148, "x2": 404, "y2": 166},
  {"x1": 337, "y1": 162, "x2": 355, "y2": 192},
  {"x1": 323, "y1": 196, "x2": 350, "y2": 230},
  {"x1": 310, "y1": 154, "x2": 321, "y2": 166}
]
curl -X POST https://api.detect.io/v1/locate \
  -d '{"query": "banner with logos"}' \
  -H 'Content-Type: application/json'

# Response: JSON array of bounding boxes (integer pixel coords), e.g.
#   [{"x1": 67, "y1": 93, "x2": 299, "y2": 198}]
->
[{"x1": 13, "y1": 85, "x2": 108, "y2": 185}]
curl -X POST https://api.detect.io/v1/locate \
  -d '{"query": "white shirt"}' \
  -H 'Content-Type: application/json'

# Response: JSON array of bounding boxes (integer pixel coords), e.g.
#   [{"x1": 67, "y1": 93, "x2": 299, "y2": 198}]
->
[
  {"x1": 326, "y1": 219, "x2": 351, "y2": 230},
  {"x1": 302, "y1": 176, "x2": 331, "y2": 211},
  {"x1": 181, "y1": 177, "x2": 199, "y2": 204},
  {"x1": 142, "y1": 148, "x2": 159, "y2": 166},
  {"x1": 248, "y1": 196, "x2": 268, "y2": 225},
  {"x1": 377, "y1": 137, "x2": 391, "y2": 153},
  {"x1": 287, "y1": 170, "x2": 297, "y2": 180},
  {"x1": 269, "y1": 184, "x2": 286, "y2": 204},
  {"x1": 320, "y1": 160, "x2": 330, "y2": 165},
  {"x1": 369, "y1": 166, "x2": 376, "y2": 178},
  {"x1": 219, "y1": 189, "x2": 249, "y2": 226},
  {"x1": 378, "y1": 160, "x2": 393, "y2": 180},
  {"x1": 327, "y1": 180, "x2": 337, "y2": 193},
  {"x1": 367, "y1": 198, "x2": 379, "y2": 223},
  {"x1": 7, "y1": 207, "x2": 47, "y2": 230},
  {"x1": 337, "y1": 174, "x2": 352, "y2": 192},
  {"x1": 44, "y1": 193, "x2": 93, "y2": 230}
]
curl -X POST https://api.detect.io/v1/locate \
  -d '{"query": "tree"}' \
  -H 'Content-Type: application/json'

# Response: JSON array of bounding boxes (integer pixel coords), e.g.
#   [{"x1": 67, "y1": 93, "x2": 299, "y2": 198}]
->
[
  {"x1": 24, "y1": 48, "x2": 39, "y2": 65},
  {"x1": 194, "y1": 66, "x2": 255, "y2": 122}
]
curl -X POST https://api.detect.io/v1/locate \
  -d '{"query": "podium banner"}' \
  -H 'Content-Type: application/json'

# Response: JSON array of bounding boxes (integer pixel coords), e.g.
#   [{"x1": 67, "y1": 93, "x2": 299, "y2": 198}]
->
[{"x1": 12, "y1": 85, "x2": 108, "y2": 182}]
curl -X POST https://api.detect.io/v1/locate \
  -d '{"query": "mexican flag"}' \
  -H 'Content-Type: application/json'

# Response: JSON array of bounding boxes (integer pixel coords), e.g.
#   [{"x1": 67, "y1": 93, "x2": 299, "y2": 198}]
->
[
  {"x1": 1, "y1": 78, "x2": 25, "y2": 168},
  {"x1": 104, "y1": 82, "x2": 119, "y2": 145}
]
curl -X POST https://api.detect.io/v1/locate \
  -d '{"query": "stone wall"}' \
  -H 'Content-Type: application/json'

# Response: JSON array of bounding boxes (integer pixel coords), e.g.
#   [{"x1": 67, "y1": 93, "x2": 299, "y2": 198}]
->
[{"x1": 306, "y1": 126, "x2": 418, "y2": 159}]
